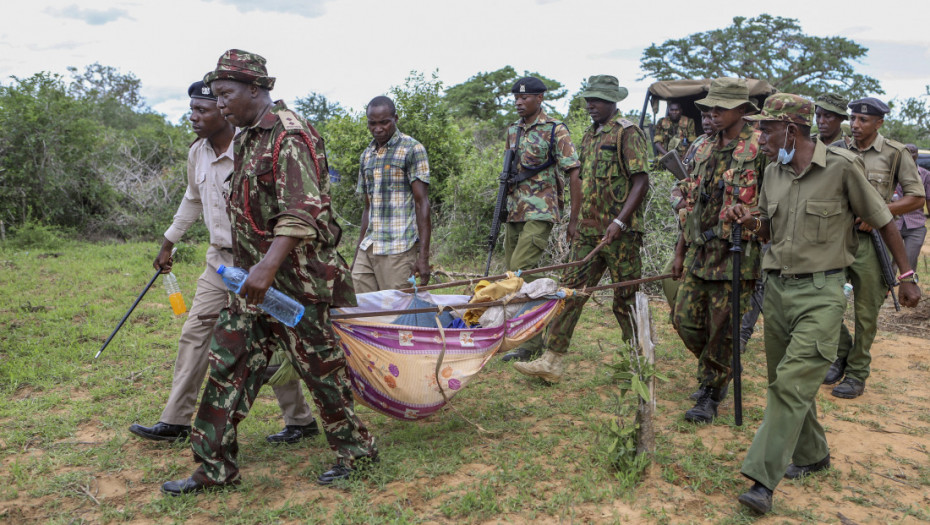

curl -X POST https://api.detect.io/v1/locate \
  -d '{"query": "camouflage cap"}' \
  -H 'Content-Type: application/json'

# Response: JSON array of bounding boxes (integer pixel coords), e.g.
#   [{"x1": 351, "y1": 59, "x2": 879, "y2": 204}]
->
[
  {"x1": 203, "y1": 49, "x2": 275, "y2": 90},
  {"x1": 580, "y1": 75, "x2": 628, "y2": 103},
  {"x1": 814, "y1": 92, "x2": 848, "y2": 119},
  {"x1": 695, "y1": 78, "x2": 758, "y2": 113},
  {"x1": 744, "y1": 93, "x2": 814, "y2": 127}
]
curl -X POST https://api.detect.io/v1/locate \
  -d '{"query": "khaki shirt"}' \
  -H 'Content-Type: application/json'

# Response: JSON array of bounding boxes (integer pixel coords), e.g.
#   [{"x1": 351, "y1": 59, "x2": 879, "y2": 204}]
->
[
  {"x1": 760, "y1": 141, "x2": 892, "y2": 274},
  {"x1": 849, "y1": 133, "x2": 926, "y2": 202},
  {"x1": 164, "y1": 137, "x2": 234, "y2": 270}
]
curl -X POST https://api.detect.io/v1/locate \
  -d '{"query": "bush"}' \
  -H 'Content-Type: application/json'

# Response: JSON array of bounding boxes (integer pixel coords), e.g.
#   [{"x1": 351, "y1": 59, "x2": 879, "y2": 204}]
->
[{"x1": 4, "y1": 221, "x2": 70, "y2": 250}]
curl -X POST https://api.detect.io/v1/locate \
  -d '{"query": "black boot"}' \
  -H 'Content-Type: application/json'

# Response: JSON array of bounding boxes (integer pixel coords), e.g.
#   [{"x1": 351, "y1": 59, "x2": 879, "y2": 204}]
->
[
  {"x1": 831, "y1": 377, "x2": 865, "y2": 399},
  {"x1": 823, "y1": 358, "x2": 846, "y2": 385},
  {"x1": 501, "y1": 346, "x2": 537, "y2": 362},
  {"x1": 737, "y1": 482, "x2": 773, "y2": 514},
  {"x1": 685, "y1": 387, "x2": 725, "y2": 423},
  {"x1": 785, "y1": 454, "x2": 831, "y2": 479}
]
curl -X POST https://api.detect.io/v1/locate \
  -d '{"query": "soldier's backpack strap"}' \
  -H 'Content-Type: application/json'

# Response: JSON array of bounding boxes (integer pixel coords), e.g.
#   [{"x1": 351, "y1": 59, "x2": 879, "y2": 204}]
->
[{"x1": 511, "y1": 121, "x2": 562, "y2": 184}]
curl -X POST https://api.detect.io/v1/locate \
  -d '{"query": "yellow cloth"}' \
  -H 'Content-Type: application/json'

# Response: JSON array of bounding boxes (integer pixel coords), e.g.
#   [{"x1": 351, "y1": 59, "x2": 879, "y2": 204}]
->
[{"x1": 463, "y1": 274, "x2": 524, "y2": 325}]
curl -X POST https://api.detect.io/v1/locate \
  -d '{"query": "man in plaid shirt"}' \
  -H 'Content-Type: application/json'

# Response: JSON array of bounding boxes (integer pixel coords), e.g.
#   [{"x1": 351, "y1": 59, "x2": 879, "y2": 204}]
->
[{"x1": 353, "y1": 96, "x2": 431, "y2": 291}]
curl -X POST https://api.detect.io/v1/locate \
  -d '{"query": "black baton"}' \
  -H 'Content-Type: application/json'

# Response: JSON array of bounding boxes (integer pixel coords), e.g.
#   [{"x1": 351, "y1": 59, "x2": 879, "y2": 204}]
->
[{"x1": 730, "y1": 222, "x2": 743, "y2": 426}]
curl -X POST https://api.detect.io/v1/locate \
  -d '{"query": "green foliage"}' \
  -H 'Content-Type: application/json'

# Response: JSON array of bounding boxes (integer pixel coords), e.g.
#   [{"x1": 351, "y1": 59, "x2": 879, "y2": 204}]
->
[
  {"x1": 445, "y1": 66, "x2": 568, "y2": 132},
  {"x1": 0, "y1": 66, "x2": 191, "y2": 239},
  {"x1": 0, "y1": 72, "x2": 112, "y2": 228},
  {"x1": 885, "y1": 86, "x2": 930, "y2": 148},
  {"x1": 316, "y1": 111, "x2": 372, "y2": 228},
  {"x1": 391, "y1": 70, "x2": 468, "y2": 201},
  {"x1": 294, "y1": 91, "x2": 346, "y2": 125},
  {"x1": 640, "y1": 15, "x2": 883, "y2": 99},
  {"x1": 3, "y1": 221, "x2": 70, "y2": 250}
]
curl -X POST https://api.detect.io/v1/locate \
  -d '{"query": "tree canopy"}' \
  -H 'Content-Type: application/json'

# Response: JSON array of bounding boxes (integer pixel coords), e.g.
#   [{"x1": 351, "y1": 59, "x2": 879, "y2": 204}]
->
[
  {"x1": 444, "y1": 66, "x2": 567, "y2": 129},
  {"x1": 639, "y1": 15, "x2": 882, "y2": 99}
]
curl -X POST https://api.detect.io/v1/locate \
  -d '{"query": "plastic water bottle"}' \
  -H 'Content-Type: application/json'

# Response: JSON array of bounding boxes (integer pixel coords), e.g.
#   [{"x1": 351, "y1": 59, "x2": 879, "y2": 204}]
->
[
  {"x1": 843, "y1": 283, "x2": 854, "y2": 300},
  {"x1": 164, "y1": 272, "x2": 187, "y2": 315},
  {"x1": 216, "y1": 265, "x2": 305, "y2": 327}
]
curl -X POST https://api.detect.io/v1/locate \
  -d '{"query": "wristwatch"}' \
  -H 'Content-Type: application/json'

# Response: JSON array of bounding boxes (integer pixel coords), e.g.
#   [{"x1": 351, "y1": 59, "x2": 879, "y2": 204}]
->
[{"x1": 612, "y1": 218, "x2": 629, "y2": 232}]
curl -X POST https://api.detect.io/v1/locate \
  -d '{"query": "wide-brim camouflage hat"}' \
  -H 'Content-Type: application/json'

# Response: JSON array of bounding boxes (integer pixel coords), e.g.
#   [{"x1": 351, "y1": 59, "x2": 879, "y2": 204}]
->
[
  {"x1": 204, "y1": 49, "x2": 276, "y2": 90},
  {"x1": 580, "y1": 75, "x2": 628, "y2": 103},
  {"x1": 814, "y1": 92, "x2": 848, "y2": 119},
  {"x1": 744, "y1": 93, "x2": 814, "y2": 127},
  {"x1": 695, "y1": 78, "x2": 758, "y2": 112}
]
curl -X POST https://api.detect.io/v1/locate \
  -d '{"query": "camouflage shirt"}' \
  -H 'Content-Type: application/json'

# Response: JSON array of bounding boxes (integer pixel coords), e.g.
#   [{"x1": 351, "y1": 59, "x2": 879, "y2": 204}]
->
[
  {"x1": 682, "y1": 122, "x2": 765, "y2": 281},
  {"x1": 226, "y1": 100, "x2": 355, "y2": 313},
  {"x1": 654, "y1": 115, "x2": 697, "y2": 157},
  {"x1": 577, "y1": 111, "x2": 650, "y2": 236},
  {"x1": 505, "y1": 111, "x2": 581, "y2": 223}
]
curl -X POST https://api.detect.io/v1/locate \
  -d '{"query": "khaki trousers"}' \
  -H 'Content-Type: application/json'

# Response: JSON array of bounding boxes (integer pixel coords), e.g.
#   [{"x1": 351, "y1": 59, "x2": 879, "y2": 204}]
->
[
  {"x1": 351, "y1": 243, "x2": 419, "y2": 293},
  {"x1": 159, "y1": 253, "x2": 314, "y2": 427}
]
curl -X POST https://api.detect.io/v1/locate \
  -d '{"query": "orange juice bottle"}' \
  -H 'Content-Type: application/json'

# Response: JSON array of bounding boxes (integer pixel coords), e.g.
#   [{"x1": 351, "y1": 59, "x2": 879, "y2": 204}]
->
[{"x1": 163, "y1": 272, "x2": 187, "y2": 315}]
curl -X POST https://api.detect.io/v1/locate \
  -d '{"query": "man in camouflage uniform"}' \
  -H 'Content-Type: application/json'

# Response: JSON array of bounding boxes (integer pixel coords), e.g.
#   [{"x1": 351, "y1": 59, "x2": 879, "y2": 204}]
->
[
  {"x1": 726, "y1": 94, "x2": 920, "y2": 515},
  {"x1": 513, "y1": 75, "x2": 649, "y2": 382},
  {"x1": 654, "y1": 101, "x2": 697, "y2": 158},
  {"x1": 162, "y1": 50, "x2": 377, "y2": 495},
  {"x1": 499, "y1": 76, "x2": 581, "y2": 362},
  {"x1": 129, "y1": 80, "x2": 319, "y2": 447},
  {"x1": 671, "y1": 78, "x2": 765, "y2": 423},
  {"x1": 814, "y1": 93, "x2": 850, "y2": 147},
  {"x1": 823, "y1": 97, "x2": 926, "y2": 399}
]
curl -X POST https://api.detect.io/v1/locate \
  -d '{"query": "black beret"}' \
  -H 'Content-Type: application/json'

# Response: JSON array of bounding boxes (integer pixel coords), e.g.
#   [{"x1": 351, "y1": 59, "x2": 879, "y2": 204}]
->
[
  {"x1": 511, "y1": 76, "x2": 547, "y2": 95},
  {"x1": 848, "y1": 97, "x2": 890, "y2": 116},
  {"x1": 188, "y1": 81, "x2": 216, "y2": 101}
]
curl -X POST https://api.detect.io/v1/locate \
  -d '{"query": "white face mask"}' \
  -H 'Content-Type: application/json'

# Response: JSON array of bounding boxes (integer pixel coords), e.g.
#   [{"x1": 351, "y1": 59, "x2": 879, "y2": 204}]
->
[{"x1": 777, "y1": 126, "x2": 796, "y2": 165}]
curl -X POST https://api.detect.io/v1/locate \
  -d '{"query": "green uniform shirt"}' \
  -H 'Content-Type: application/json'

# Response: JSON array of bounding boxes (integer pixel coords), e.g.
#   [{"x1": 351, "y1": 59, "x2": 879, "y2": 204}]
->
[
  {"x1": 654, "y1": 115, "x2": 697, "y2": 157},
  {"x1": 577, "y1": 111, "x2": 650, "y2": 235},
  {"x1": 760, "y1": 140, "x2": 893, "y2": 274},
  {"x1": 505, "y1": 111, "x2": 581, "y2": 223},
  {"x1": 849, "y1": 133, "x2": 926, "y2": 202}
]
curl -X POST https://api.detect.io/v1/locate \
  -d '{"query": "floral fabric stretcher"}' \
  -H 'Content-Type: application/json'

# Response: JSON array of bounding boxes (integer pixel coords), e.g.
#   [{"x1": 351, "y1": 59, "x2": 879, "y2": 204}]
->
[{"x1": 332, "y1": 286, "x2": 564, "y2": 421}]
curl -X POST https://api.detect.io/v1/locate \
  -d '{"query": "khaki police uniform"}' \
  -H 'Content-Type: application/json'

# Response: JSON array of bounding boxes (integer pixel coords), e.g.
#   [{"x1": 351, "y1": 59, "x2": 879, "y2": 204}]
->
[{"x1": 741, "y1": 141, "x2": 893, "y2": 490}]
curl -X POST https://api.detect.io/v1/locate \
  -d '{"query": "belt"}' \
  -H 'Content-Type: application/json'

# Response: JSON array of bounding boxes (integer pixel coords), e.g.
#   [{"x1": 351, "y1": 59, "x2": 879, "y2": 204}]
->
[{"x1": 770, "y1": 268, "x2": 843, "y2": 280}]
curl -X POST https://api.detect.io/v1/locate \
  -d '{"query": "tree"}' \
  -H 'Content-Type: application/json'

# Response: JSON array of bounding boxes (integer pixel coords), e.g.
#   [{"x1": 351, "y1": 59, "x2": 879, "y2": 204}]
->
[
  {"x1": 640, "y1": 15, "x2": 882, "y2": 99},
  {"x1": 294, "y1": 92, "x2": 345, "y2": 125},
  {"x1": 444, "y1": 66, "x2": 568, "y2": 130},
  {"x1": 884, "y1": 86, "x2": 930, "y2": 147},
  {"x1": 68, "y1": 62, "x2": 145, "y2": 110}
]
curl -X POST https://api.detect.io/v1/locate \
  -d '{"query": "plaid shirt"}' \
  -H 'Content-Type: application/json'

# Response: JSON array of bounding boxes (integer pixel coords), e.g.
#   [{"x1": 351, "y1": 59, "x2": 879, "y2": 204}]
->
[{"x1": 357, "y1": 130, "x2": 430, "y2": 254}]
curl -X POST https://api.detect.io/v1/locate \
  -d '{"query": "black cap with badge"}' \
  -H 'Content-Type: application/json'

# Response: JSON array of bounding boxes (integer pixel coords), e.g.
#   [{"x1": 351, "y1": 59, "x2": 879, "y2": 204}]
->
[
  {"x1": 511, "y1": 76, "x2": 547, "y2": 95},
  {"x1": 188, "y1": 80, "x2": 216, "y2": 101}
]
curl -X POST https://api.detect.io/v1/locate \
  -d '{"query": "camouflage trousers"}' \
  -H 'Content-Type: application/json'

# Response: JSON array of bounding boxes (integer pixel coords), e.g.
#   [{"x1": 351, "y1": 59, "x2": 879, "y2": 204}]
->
[
  {"x1": 672, "y1": 272, "x2": 754, "y2": 389},
  {"x1": 545, "y1": 233, "x2": 642, "y2": 353},
  {"x1": 190, "y1": 303, "x2": 377, "y2": 485}
]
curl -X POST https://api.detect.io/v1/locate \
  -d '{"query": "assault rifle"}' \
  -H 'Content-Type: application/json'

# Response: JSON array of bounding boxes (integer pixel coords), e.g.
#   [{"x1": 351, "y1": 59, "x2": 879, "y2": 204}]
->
[
  {"x1": 485, "y1": 148, "x2": 518, "y2": 276},
  {"x1": 869, "y1": 228, "x2": 901, "y2": 312},
  {"x1": 659, "y1": 150, "x2": 689, "y2": 181}
]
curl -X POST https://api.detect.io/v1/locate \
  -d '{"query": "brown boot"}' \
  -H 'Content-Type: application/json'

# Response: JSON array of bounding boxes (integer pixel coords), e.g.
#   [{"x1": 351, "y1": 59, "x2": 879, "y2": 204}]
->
[{"x1": 512, "y1": 351, "x2": 564, "y2": 383}]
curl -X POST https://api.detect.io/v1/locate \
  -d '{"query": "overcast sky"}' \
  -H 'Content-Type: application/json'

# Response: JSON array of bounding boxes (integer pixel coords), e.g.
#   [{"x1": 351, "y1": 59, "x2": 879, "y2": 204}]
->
[{"x1": 2, "y1": 0, "x2": 929, "y2": 124}]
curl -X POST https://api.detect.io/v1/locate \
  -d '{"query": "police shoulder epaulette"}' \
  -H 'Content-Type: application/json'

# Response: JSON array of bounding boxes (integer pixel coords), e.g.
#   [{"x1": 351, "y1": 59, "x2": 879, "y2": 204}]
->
[
  {"x1": 277, "y1": 109, "x2": 304, "y2": 132},
  {"x1": 616, "y1": 117, "x2": 635, "y2": 129},
  {"x1": 826, "y1": 145, "x2": 859, "y2": 162},
  {"x1": 882, "y1": 137, "x2": 907, "y2": 152}
]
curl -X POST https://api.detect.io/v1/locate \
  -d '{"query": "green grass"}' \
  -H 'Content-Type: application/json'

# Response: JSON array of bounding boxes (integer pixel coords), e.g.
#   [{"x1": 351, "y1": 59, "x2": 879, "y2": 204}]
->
[{"x1": 1, "y1": 240, "x2": 929, "y2": 524}]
